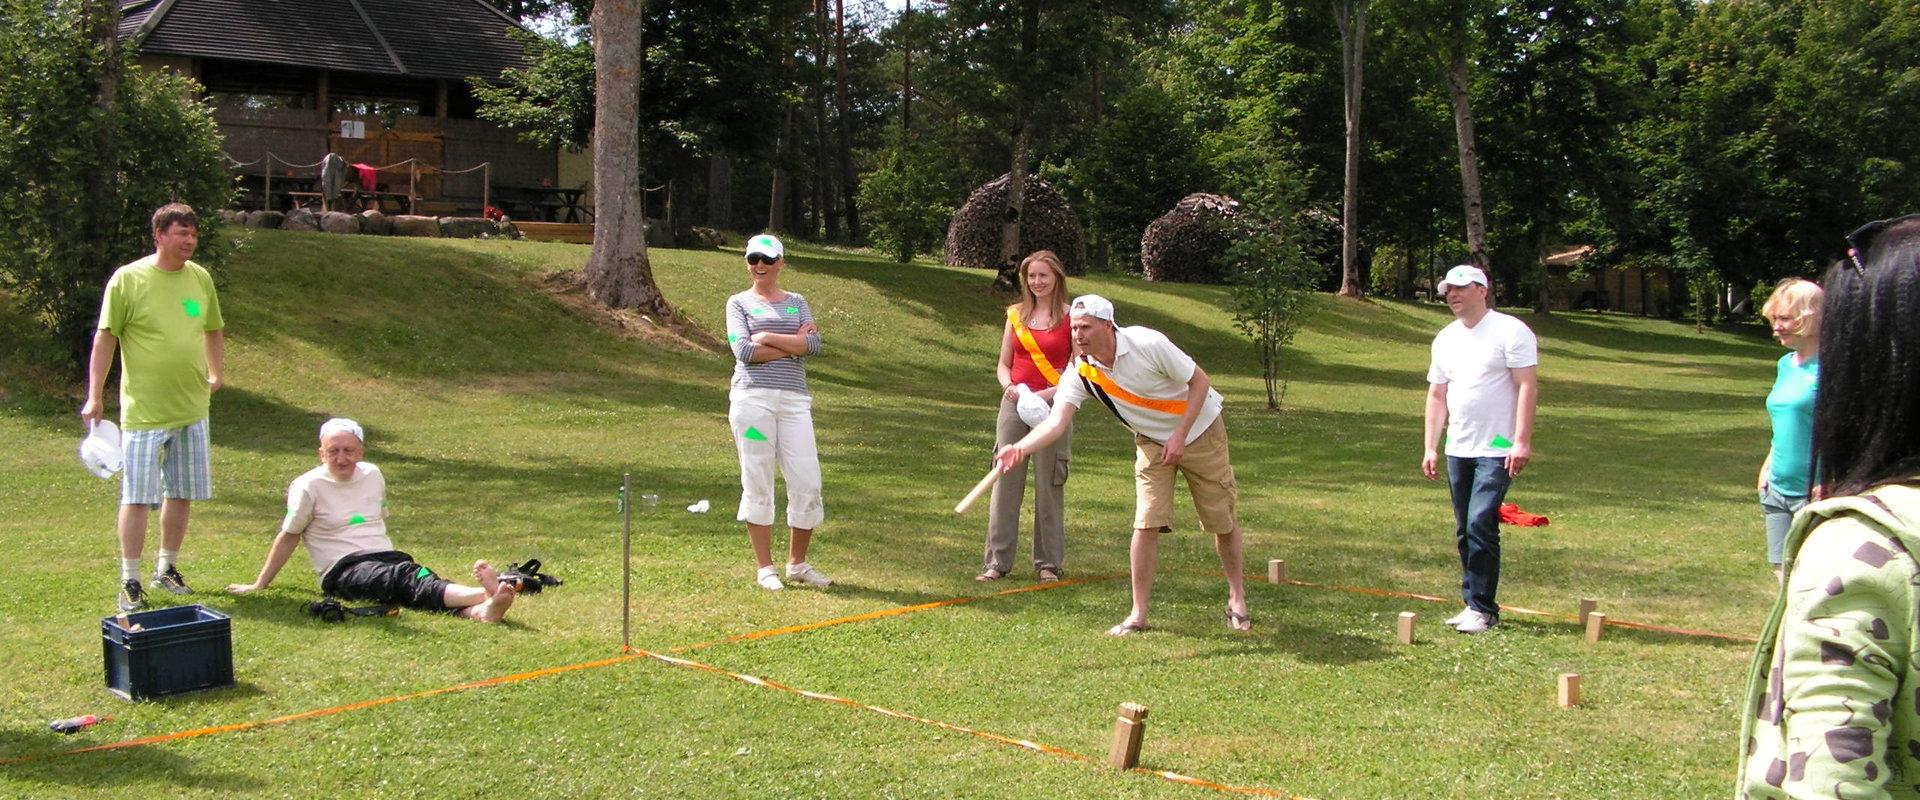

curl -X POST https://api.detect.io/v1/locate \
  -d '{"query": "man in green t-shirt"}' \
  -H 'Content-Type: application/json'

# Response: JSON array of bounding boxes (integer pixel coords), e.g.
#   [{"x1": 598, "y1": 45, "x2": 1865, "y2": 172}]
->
[{"x1": 80, "y1": 203, "x2": 226, "y2": 612}]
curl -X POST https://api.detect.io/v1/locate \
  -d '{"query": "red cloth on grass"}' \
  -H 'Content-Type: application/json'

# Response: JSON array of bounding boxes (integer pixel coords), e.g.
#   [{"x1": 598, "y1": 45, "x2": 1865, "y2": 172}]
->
[
  {"x1": 1499, "y1": 503, "x2": 1549, "y2": 526},
  {"x1": 352, "y1": 163, "x2": 378, "y2": 193}
]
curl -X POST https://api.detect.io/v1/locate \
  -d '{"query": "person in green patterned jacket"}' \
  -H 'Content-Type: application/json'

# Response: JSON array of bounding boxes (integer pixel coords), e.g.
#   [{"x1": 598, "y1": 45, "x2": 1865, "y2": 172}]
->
[{"x1": 1737, "y1": 213, "x2": 1920, "y2": 798}]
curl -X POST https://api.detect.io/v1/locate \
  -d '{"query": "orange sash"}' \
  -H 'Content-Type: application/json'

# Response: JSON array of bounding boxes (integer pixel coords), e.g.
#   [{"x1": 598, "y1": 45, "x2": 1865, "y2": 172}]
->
[
  {"x1": 1075, "y1": 362, "x2": 1187, "y2": 416},
  {"x1": 1007, "y1": 306, "x2": 1061, "y2": 386}
]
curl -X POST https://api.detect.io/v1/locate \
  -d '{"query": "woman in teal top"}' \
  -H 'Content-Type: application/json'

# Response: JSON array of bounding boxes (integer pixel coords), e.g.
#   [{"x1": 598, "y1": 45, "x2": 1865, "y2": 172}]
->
[
  {"x1": 1757, "y1": 278, "x2": 1822, "y2": 579},
  {"x1": 1735, "y1": 213, "x2": 1920, "y2": 798}
]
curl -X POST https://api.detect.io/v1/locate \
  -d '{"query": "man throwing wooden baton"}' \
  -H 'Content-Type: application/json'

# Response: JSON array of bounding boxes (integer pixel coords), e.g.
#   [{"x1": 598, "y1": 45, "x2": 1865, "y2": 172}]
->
[{"x1": 993, "y1": 294, "x2": 1250, "y2": 635}]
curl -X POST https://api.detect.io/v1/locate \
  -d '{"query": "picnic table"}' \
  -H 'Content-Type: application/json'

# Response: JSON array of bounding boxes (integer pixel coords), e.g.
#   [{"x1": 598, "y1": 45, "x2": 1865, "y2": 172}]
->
[{"x1": 494, "y1": 185, "x2": 592, "y2": 223}]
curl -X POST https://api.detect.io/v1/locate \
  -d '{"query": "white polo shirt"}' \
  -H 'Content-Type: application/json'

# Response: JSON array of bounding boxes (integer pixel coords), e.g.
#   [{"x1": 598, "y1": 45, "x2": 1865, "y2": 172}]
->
[
  {"x1": 1055, "y1": 325, "x2": 1224, "y2": 445},
  {"x1": 1427, "y1": 309, "x2": 1537, "y2": 457}
]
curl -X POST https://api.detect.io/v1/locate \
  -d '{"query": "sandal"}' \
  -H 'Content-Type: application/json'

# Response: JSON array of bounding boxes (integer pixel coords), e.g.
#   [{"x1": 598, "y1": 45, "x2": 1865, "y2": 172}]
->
[
  {"x1": 1037, "y1": 567, "x2": 1062, "y2": 583},
  {"x1": 1224, "y1": 607, "x2": 1252, "y2": 632},
  {"x1": 1107, "y1": 619, "x2": 1152, "y2": 636},
  {"x1": 975, "y1": 568, "x2": 1006, "y2": 582}
]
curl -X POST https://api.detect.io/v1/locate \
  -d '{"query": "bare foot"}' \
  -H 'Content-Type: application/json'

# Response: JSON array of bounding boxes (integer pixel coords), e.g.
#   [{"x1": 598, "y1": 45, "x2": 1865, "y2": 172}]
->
[
  {"x1": 463, "y1": 583, "x2": 515, "y2": 623},
  {"x1": 473, "y1": 560, "x2": 501, "y2": 595},
  {"x1": 1107, "y1": 616, "x2": 1151, "y2": 636}
]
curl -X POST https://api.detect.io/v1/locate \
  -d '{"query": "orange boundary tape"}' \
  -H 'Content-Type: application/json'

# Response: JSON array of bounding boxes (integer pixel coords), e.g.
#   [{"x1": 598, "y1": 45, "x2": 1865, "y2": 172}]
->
[
  {"x1": 1274, "y1": 577, "x2": 1759, "y2": 643},
  {"x1": 630, "y1": 647, "x2": 1311, "y2": 799},
  {"x1": 0, "y1": 574, "x2": 1119, "y2": 767}
]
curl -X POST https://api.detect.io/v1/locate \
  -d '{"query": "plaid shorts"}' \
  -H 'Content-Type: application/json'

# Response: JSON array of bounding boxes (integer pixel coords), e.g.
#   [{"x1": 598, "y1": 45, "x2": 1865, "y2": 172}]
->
[{"x1": 121, "y1": 419, "x2": 213, "y2": 507}]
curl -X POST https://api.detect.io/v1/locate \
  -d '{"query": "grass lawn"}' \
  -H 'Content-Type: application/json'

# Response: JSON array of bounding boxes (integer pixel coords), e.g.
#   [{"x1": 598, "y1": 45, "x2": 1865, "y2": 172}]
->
[{"x1": 0, "y1": 229, "x2": 1783, "y2": 798}]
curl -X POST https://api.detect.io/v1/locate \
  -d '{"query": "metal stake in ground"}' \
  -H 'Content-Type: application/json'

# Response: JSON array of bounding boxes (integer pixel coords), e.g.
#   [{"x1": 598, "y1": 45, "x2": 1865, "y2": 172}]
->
[
  {"x1": 621, "y1": 472, "x2": 632, "y2": 653},
  {"x1": 1108, "y1": 702, "x2": 1150, "y2": 769}
]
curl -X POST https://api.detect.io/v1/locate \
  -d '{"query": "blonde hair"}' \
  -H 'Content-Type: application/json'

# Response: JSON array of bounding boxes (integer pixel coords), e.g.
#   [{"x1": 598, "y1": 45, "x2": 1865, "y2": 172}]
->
[
  {"x1": 1760, "y1": 277, "x2": 1823, "y2": 337},
  {"x1": 1015, "y1": 250, "x2": 1070, "y2": 325}
]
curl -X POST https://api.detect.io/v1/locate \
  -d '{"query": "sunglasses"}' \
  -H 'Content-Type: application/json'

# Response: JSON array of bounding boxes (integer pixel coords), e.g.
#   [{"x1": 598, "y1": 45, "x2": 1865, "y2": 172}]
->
[
  {"x1": 1845, "y1": 213, "x2": 1920, "y2": 276},
  {"x1": 746, "y1": 252, "x2": 779, "y2": 266}
]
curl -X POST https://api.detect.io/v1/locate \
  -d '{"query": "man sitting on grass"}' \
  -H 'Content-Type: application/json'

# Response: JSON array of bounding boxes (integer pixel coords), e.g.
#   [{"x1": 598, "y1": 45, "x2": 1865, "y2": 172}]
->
[{"x1": 226, "y1": 418, "x2": 516, "y2": 623}]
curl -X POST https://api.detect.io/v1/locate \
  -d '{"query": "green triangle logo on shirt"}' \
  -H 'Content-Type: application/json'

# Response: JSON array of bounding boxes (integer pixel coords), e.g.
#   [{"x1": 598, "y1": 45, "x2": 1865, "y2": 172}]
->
[
  {"x1": 182, "y1": 298, "x2": 202, "y2": 318},
  {"x1": 349, "y1": 514, "x2": 366, "y2": 525},
  {"x1": 743, "y1": 427, "x2": 768, "y2": 442},
  {"x1": 785, "y1": 306, "x2": 799, "y2": 314},
  {"x1": 1490, "y1": 435, "x2": 1513, "y2": 449},
  {"x1": 727, "y1": 333, "x2": 740, "y2": 343}
]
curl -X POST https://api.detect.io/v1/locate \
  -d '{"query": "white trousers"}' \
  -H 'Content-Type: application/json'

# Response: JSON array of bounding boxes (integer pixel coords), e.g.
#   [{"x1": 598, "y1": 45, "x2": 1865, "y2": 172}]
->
[{"x1": 728, "y1": 387, "x2": 825, "y2": 529}]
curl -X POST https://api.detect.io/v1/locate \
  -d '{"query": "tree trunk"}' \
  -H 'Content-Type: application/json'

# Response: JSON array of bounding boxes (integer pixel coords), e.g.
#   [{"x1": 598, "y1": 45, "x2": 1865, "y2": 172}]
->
[
  {"x1": 813, "y1": 0, "x2": 836, "y2": 240},
  {"x1": 581, "y1": 0, "x2": 672, "y2": 319},
  {"x1": 996, "y1": 129, "x2": 1030, "y2": 293},
  {"x1": 1088, "y1": 23, "x2": 1108, "y2": 273},
  {"x1": 707, "y1": 156, "x2": 733, "y2": 230},
  {"x1": 1444, "y1": 46, "x2": 1491, "y2": 277},
  {"x1": 1336, "y1": 1, "x2": 1367, "y2": 299},
  {"x1": 835, "y1": 0, "x2": 859, "y2": 241},
  {"x1": 1532, "y1": 229, "x2": 1552, "y2": 315},
  {"x1": 994, "y1": 0, "x2": 1041, "y2": 293},
  {"x1": 769, "y1": 17, "x2": 795, "y2": 233},
  {"x1": 901, "y1": 0, "x2": 912, "y2": 132}
]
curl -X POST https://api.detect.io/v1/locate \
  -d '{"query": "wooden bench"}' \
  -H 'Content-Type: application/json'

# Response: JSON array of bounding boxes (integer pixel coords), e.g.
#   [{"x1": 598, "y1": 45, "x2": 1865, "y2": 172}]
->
[{"x1": 515, "y1": 222, "x2": 594, "y2": 243}]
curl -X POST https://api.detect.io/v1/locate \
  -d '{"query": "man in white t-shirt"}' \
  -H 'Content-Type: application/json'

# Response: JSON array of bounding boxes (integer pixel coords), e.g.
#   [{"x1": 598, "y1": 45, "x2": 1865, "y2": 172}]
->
[
  {"x1": 995, "y1": 294, "x2": 1251, "y2": 636},
  {"x1": 226, "y1": 419, "x2": 517, "y2": 623},
  {"x1": 1421, "y1": 265, "x2": 1539, "y2": 634}
]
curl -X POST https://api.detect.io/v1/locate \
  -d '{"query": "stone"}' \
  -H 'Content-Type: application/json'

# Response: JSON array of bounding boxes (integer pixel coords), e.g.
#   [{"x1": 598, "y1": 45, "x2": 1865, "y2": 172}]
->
[
  {"x1": 389, "y1": 215, "x2": 441, "y2": 237},
  {"x1": 358, "y1": 210, "x2": 391, "y2": 236},
  {"x1": 282, "y1": 208, "x2": 319, "y2": 232},
  {"x1": 319, "y1": 211, "x2": 361, "y2": 235},
  {"x1": 245, "y1": 210, "x2": 284, "y2": 230},
  {"x1": 439, "y1": 216, "x2": 497, "y2": 239}
]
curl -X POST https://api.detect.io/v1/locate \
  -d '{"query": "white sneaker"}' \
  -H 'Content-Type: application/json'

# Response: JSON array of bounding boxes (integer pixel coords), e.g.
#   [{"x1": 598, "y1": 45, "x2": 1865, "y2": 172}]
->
[
  {"x1": 755, "y1": 566, "x2": 784, "y2": 591},
  {"x1": 784, "y1": 561, "x2": 833, "y2": 588},
  {"x1": 1454, "y1": 609, "x2": 1496, "y2": 634},
  {"x1": 1443, "y1": 607, "x2": 1474, "y2": 627}
]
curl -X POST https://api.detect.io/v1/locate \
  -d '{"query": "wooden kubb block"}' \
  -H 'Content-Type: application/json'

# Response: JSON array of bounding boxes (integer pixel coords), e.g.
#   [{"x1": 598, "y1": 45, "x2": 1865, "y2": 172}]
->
[
  {"x1": 1578, "y1": 597, "x2": 1598, "y2": 627},
  {"x1": 1558, "y1": 673, "x2": 1581, "y2": 708},
  {"x1": 1396, "y1": 611, "x2": 1417, "y2": 645},
  {"x1": 1267, "y1": 559, "x2": 1286, "y2": 584},
  {"x1": 1108, "y1": 702, "x2": 1149, "y2": 769},
  {"x1": 1585, "y1": 612, "x2": 1608, "y2": 643}
]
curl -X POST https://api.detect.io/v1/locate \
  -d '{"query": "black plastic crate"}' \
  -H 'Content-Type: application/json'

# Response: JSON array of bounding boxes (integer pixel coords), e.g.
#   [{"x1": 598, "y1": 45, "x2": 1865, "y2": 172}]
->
[{"x1": 101, "y1": 605, "x2": 234, "y2": 701}]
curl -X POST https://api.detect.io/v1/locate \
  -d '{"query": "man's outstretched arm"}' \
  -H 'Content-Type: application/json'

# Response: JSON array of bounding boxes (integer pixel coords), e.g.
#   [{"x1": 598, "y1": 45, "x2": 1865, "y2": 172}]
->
[{"x1": 227, "y1": 532, "x2": 300, "y2": 593}]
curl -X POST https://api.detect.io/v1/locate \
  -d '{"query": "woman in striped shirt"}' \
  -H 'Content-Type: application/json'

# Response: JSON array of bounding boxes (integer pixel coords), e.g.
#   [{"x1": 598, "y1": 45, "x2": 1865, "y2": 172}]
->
[{"x1": 724, "y1": 234, "x2": 833, "y2": 591}]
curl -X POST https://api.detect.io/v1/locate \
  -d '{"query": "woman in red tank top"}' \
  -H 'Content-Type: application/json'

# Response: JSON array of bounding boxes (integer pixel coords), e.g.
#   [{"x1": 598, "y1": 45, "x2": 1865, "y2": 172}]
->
[{"x1": 980, "y1": 251, "x2": 1076, "y2": 582}]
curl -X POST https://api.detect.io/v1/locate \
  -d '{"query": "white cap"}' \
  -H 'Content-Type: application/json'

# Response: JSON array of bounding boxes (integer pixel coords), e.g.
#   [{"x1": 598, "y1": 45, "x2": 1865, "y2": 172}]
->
[
  {"x1": 745, "y1": 234, "x2": 784, "y2": 261},
  {"x1": 1069, "y1": 294, "x2": 1116, "y2": 324},
  {"x1": 1439, "y1": 265, "x2": 1488, "y2": 288},
  {"x1": 319, "y1": 418, "x2": 364, "y2": 443},
  {"x1": 78, "y1": 419, "x2": 123, "y2": 479}
]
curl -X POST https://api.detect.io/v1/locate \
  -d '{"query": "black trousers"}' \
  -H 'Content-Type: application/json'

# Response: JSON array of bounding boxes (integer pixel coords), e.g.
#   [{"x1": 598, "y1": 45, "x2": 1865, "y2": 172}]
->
[{"x1": 322, "y1": 550, "x2": 453, "y2": 612}]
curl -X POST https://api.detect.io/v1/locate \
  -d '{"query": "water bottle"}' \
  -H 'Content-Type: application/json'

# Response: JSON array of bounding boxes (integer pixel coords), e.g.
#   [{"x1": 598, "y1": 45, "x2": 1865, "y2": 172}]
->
[{"x1": 49, "y1": 714, "x2": 106, "y2": 734}]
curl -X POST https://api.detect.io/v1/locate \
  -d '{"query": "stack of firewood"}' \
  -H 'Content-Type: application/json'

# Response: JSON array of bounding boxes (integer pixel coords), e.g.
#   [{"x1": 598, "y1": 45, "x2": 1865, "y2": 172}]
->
[
  {"x1": 1141, "y1": 193, "x2": 1243, "y2": 284},
  {"x1": 943, "y1": 173, "x2": 1087, "y2": 275}
]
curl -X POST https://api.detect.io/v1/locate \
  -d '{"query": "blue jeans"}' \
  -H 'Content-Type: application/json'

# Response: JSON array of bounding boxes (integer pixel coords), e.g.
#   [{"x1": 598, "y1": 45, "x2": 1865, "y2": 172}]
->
[
  {"x1": 1759, "y1": 482, "x2": 1809, "y2": 566},
  {"x1": 1447, "y1": 456, "x2": 1512, "y2": 615}
]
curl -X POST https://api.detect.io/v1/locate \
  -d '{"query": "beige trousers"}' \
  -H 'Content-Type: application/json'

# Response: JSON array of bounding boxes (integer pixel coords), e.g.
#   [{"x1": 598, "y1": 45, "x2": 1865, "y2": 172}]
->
[{"x1": 984, "y1": 396, "x2": 1072, "y2": 574}]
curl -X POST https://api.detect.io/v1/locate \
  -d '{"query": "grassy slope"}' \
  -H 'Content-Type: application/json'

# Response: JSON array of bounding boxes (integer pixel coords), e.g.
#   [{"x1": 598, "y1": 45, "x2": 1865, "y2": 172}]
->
[{"x1": 0, "y1": 230, "x2": 1781, "y2": 798}]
